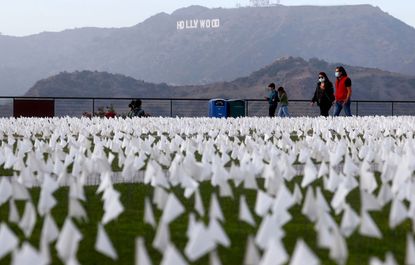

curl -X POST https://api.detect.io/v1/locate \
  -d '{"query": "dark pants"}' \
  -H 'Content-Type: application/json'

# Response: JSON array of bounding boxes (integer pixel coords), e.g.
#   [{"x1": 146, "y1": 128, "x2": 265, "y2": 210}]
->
[
  {"x1": 319, "y1": 103, "x2": 332, "y2": 117},
  {"x1": 269, "y1": 104, "x2": 278, "y2": 117}
]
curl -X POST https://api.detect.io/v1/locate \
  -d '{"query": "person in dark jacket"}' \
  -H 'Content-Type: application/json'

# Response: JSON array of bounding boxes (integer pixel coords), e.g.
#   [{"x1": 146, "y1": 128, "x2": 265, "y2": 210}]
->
[
  {"x1": 127, "y1": 99, "x2": 150, "y2": 118},
  {"x1": 277, "y1": 86, "x2": 290, "y2": 117},
  {"x1": 265, "y1": 82, "x2": 279, "y2": 117},
  {"x1": 311, "y1": 72, "x2": 335, "y2": 117}
]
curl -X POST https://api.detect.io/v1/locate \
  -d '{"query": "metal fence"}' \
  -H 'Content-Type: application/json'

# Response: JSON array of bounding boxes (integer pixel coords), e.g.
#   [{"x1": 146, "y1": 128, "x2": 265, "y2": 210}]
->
[{"x1": 1, "y1": 96, "x2": 415, "y2": 117}]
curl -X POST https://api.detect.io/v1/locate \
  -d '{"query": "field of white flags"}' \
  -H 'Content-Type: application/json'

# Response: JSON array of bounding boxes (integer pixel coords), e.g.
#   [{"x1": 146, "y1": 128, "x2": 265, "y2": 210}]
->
[{"x1": 1, "y1": 116, "x2": 415, "y2": 265}]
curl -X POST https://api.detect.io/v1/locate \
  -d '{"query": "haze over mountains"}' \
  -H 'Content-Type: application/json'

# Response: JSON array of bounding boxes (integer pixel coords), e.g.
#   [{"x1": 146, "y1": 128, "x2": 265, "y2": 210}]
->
[
  {"x1": 1, "y1": 4, "x2": 415, "y2": 97},
  {"x1": 26, "y1": 57, "x2": 415, "y2": 101}
]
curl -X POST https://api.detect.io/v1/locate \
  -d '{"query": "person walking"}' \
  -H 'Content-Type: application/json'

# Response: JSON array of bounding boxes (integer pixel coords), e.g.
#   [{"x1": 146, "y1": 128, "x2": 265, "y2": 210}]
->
[
  {"x1": 311, "y1": 72, "x2": 335, "y2": 117},
  {"x1": 265, "y1": 83, "x2": 279, "y2": 117},
  {"x1": 333, "y1": 66, "x2": 352, "y2": 116},
  {"x1": 277, "y1": 86, "x2": 290, "y2": 117}
]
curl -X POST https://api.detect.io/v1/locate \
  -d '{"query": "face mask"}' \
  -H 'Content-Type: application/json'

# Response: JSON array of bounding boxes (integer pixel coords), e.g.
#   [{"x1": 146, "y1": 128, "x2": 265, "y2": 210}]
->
[
  {"x1": 319, "y1": 78, "x2": 325, "y2": 83},
  {"x1": 335, "y1": 72, "x2": 340, "y2": 78}
]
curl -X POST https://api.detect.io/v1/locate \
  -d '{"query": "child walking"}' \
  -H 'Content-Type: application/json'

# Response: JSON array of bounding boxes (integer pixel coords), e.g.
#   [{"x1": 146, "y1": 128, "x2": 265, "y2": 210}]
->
[{"x1": 277, "y1": 87, "x2": 290, "y2": 117}]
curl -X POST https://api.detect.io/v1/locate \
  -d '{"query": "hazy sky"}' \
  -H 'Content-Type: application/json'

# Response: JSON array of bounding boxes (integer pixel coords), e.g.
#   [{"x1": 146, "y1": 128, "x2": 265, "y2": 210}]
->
[{"x1": 0, "y1": 0, "x2": 414, "y2": 36}]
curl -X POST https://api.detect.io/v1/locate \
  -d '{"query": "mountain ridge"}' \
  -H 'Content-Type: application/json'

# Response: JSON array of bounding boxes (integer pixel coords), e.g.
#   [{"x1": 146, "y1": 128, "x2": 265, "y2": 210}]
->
[
  {"x1": 25, "y1": 57, "x2": 415, "y2": 101},
  {"x1": 1, "y1": 4, "x2": 415, "y2": 96}
]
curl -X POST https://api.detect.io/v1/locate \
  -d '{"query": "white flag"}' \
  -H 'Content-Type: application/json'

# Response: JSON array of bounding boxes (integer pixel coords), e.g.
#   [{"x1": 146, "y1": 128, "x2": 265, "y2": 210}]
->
[
  {"x1": 95, "y1": 224, "x2": 118, "y2": 260},
  {"x1": 239, "y1": 195, "x2": 256, "y2": 226}
]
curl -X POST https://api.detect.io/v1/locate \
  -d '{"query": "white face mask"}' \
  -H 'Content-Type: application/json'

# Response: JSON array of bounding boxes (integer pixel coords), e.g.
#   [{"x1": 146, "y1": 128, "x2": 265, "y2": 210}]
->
[
  {"x1": 319, "y1": 78, "x2": 325, "y2": 83},
  {"x1": 335, "y1": 72, "x2": 340, "y2": 78}
]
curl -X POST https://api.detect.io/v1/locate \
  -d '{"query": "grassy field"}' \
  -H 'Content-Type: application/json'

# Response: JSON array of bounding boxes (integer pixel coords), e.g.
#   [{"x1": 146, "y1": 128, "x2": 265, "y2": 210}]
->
[{"x1": 0, "y1": 177, "x2": 410, "y2": 265}]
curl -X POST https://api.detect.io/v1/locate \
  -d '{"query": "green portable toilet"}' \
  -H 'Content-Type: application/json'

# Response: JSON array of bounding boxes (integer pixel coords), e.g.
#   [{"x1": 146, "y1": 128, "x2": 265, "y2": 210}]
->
[{"x1": 227, "y1": 99, "x2": 245, "y2": 118}]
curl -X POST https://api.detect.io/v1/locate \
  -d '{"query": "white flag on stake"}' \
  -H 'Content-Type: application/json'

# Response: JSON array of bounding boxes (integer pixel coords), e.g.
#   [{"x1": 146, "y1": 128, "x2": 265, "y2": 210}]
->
[
  {"x1": 161, "y1": 192, "x2": 185, "y2": 224},
  {"x1": 301, "y1": 187, "x2": 318, "y2": 222},
  {"x1": 329, "y1": 227, "x2": 349, "y2": 265},
  {"x1": 153, "y1": 222, "x2": 170, "y2": 253},
  {"x1": 11, "y1": 179, "x2": 30, "y2": 201},
  {"x1": 361, "y1": 190, "x2": 382, "y2": 212},
  {"x1": 371, "y1": 252, "x2": 398, "y2": 265},
  {"x1": 255, "y1": 214, "x2": 282, "y2": 250},
  {"x1": 69, "y1": 198, "x2": 88, "y2": 222},
  {"x1": 153, "y1": 187, "x2": 169, "y2": 210},
  {"x1": 194, "y1": 189, "x2": 205, "y2": 217},
  {"x1": 209, "y1": 193, "x2": 224, "y2": 222},
  {"x1": 209, "y1": 250, "x2": 222, "y2": 265},
  {"x1": 254, "y1": 190, "x2": 273, "y2": 217},
  {"x1": 184, "y1": 222, "x2": 216, "y2": 262},
  {"x1": 0, "y1": 178, "x2": 12, "y2": 206},
  {"x1": 208, "y1": 218, "x2": 230, "y2": 247},
  {"x1": 293, "y1": 184, "x2": 303, "y2": 205},
  {"x1": 406, "y1": 233, "x2": 415, "y2": 265},
  {"x1": 56, "y1": 218, "x2": 83, "y2": 263},
  {"x1": 359, "y1": 211, "x2": 382, "y2": 239},
  {"x1": 135, "y1": 237, "x2": 152, "y2": 265},
  {"x1": 18, "y1": 201, "x2": 37, "y2": 238},
  {"x1": 239, "y1": 195, "x2": 256, "y2": 226},
  {"x1": 273, "y1": 184, "x2": 296, "y2": 212},
  {"x1": 243, "y1": 236, "x2": 261, "y2": 265},
  {"x1": 95, "y1": 224, "x2": 118, "y2": 260},
  {"x1": 389, "y1": 198, "x2": 408, "y2": 229},
  {"x1": 37, "y1": 190, "x2": 57, "y2": 217},
  {"x1": 12, "y1": 242, "x2": 46, "y2": 265},
  {"x1": 144, "y1": 198, "x2": 156, "y2": 228},
  {"x1": 377, "y1": 182, "x2": 393, "y2": 207},
  {"x1": 102, "y1": 190, "x2": 124, "y2": 225},
  {"x1": 161, "y1": 244, "x2": 188, "y2": 265},
  {"x1": 259, "y1": 238, "x2": 288, "y2": 265},
  {"x1": 41, "y1": 214, "x2": 59, "y2": 244},
  {"x1": 317, "y1": 162, "x2": 329, "y2": 179},
  {"x1": 0, "y1": 223, "x2": 19, "y2": 260},
  {"x1": 289, "y1": 239, "x2": 320, "y2": 265},
  {"x1": 302, "y1": 159, "x2": 318, "y2": 188},
  {"x1": 340, "y1": 205, "x2": 360, "y2": 237},
  {"x1": 8, "y1": 199, "x2": 20, "y2": 224},
  {"x1": 186, "y1": 213, "x2": 197, "y2": 239}
]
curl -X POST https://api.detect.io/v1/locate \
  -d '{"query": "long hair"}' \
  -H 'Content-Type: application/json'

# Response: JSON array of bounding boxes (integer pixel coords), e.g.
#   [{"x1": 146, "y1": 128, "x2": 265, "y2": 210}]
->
[
  {"x1": 336, "y1": 66, "x2": 347, "y2": 76},
  {"x1": 319, "y1": 72, "x2": 329, "y2": 81},
  {"x1": 277, "y1": 86, "x2": 286, "y2": 94},
  {"x1": 319, "y1": 72, "x2": 332, "y2": 85}
]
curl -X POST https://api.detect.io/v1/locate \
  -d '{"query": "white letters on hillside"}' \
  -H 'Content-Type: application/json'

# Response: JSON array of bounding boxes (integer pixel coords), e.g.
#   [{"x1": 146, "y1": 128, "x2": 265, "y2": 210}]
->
[{"x1": 177, "y1": 19, "x2": 220, "y2": 30}]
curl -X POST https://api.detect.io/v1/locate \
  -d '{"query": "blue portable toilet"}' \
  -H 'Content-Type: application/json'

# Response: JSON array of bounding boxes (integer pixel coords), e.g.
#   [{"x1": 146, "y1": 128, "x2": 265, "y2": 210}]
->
[{"x1": 208, "y1": 99, "x2": 228, "y2": 118}]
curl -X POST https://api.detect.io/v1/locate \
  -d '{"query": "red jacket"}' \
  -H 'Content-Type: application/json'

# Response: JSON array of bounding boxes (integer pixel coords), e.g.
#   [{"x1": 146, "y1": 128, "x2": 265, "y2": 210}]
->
[{"x1": 335, "y1": 76, "x2": 351, "y2": 101}]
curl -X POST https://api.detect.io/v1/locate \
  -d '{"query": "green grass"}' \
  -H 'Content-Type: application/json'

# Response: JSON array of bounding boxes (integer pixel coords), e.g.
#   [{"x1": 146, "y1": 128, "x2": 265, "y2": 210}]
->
[{"x1": 0, "y1": 177, "x2": 410, "y2": 265}]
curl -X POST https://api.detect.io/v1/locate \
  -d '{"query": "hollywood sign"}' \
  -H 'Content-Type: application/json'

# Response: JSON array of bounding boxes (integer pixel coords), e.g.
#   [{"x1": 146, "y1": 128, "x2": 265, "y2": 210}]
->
[{"x1": 177, "y1": 19, "x2": 220, "y2": 30}]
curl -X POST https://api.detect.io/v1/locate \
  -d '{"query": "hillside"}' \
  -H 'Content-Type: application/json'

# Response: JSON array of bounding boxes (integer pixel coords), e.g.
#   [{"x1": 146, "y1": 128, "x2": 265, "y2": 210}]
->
[
  {"x1": 25, "y1": 71, "x2": 173, "y2": 98},
  {"x1": 25, "y1": 57, "x2": 415, "y2": 101},
  {"x1": 1, "y1": 4, "x2": 415, "y2": 96}
]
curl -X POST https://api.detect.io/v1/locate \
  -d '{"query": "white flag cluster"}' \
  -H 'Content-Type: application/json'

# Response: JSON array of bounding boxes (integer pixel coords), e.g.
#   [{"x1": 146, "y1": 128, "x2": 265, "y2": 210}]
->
[{"x1": 0, "y1": 116, "x2": 414, "y2": 264}]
